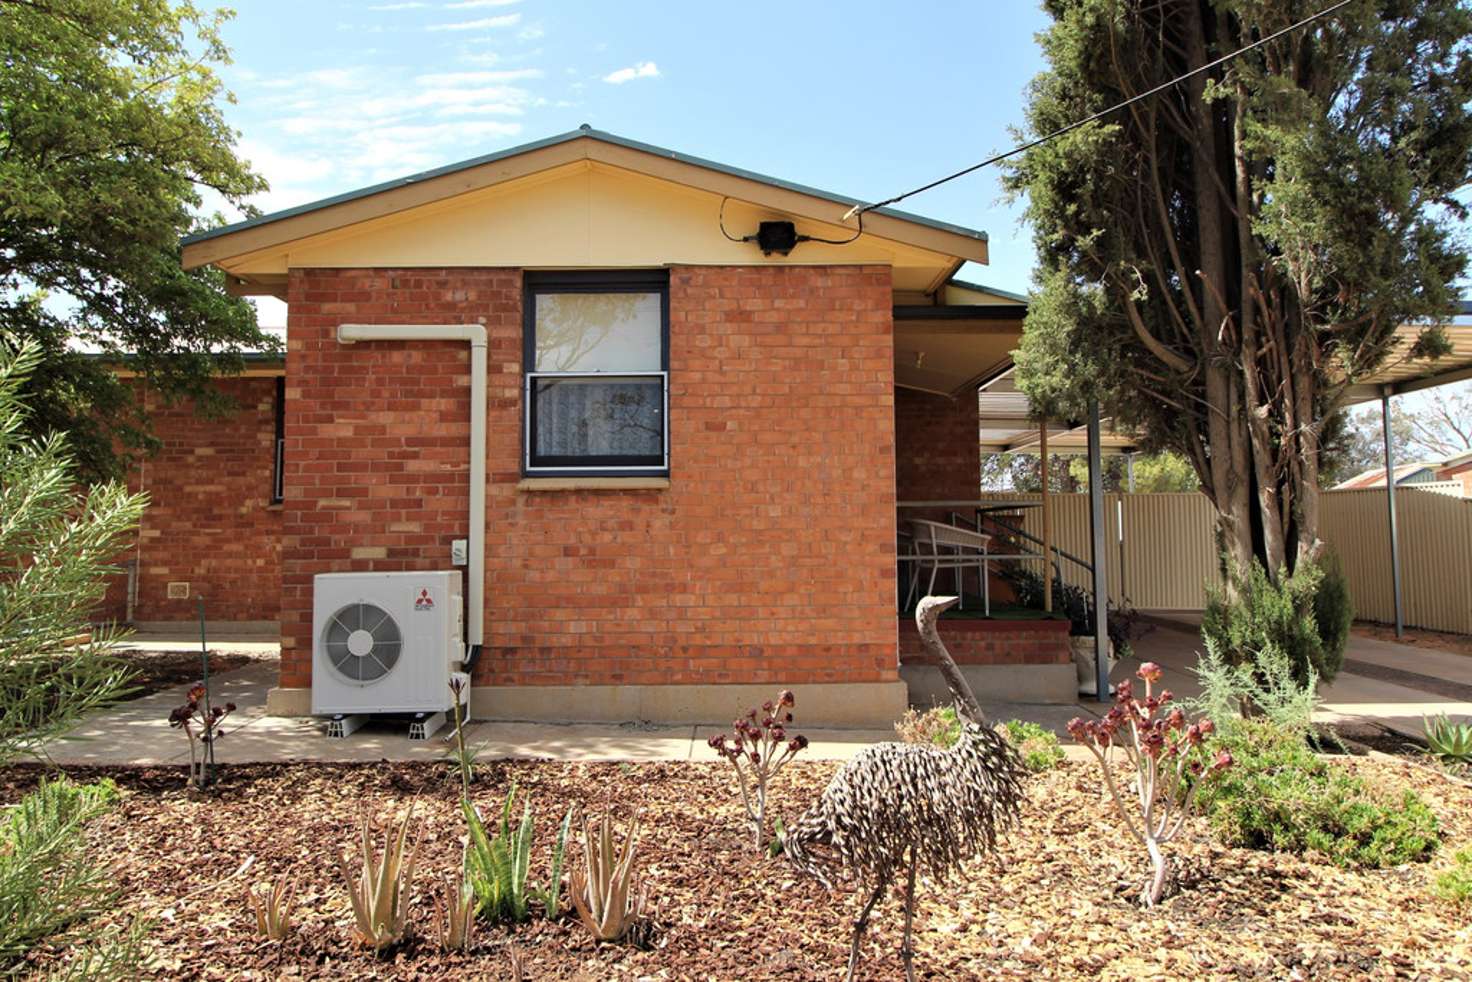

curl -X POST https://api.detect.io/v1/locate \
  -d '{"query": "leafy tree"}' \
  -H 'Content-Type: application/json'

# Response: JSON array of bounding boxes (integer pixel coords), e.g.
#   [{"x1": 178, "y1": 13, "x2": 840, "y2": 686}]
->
[
  {"x1": 1066, "y1": 451, "x2": 1200, "y2": 492},
  {"x1": 0, "y1": 0, "x2": 271, "y2": 481},
  {"x1": 1318, "y1": 407, "x2": 1386, "y2": 486},
  {"x1": 1006, "y1": 0, "x2": 1472, "y2": 581},
  {"x1": 0, "y1": 340, "x2": 147, "y2": 761},
  {"x1": 1399, "y1": 384, "x2": 1472, "y2": 458},
  {"x1": 1322, "y1": 380, "x2": 1472, "y2": 485}
]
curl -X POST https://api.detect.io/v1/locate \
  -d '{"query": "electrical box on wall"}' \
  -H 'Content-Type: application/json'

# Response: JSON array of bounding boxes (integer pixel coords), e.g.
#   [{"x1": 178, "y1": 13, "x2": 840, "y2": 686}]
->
[{"x1": 450, "y1": 539, "x2": 468, "y2": 566}]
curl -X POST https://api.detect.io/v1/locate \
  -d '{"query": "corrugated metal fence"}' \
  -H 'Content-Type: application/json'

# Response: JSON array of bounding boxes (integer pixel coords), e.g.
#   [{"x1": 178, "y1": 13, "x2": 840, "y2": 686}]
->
[
  {"x1": 1320, "y1": 489, "x2": 1472, "y2": 634},
  {"x1": 977, "y1": 489, "x2": 1472, "y2": 634}
]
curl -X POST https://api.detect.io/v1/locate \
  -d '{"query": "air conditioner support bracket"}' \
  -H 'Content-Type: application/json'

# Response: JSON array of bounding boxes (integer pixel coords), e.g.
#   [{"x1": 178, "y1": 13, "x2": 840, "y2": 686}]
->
[
  {"x1": 327, "y1": 714, "x2": 367, "y2": 739},
  {"x1": 408, "y1": 711, "x2": 447, "y2": 741}
]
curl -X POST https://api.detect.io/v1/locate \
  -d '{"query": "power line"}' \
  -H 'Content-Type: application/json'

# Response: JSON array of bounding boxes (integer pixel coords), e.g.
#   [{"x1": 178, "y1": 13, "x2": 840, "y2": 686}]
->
[{"x1": 840, "y1": 0, "x2": 1357, "y2": 222}]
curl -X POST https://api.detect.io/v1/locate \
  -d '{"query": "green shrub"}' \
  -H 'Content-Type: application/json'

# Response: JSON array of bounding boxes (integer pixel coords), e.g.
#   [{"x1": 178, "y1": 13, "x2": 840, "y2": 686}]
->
[
  {"x1": 1434, "y1": 849, "x2": 1472, "y2": 907},
  {"x1": 1203, "y1": 556, "x2": 1350, "y2": 686},
  {"x1": 894, "y1": 706, "x2": 962, "y2": 748},
  {"x1": 1190, "y1": 636, "x2": 1320, "y2": 737},
  {"x1": 1198, "y1": 720, "x2": 1438, "y2": 868},
  {"x1": 0, "y1": 778, "x2": 120, "y2": 964},
  {"x1": 998, "y1": 564, "x2": 1142, "y2": 651},
  {"x1": 896, "y1": 709, "x2": 1065, "y2": 772},
  {"x1": 1001, "y1": 719, "x2": 1066, "y2": 772},
  {"x1": 1313, "y1": 550, "x2": 1353, "y2": 670}
]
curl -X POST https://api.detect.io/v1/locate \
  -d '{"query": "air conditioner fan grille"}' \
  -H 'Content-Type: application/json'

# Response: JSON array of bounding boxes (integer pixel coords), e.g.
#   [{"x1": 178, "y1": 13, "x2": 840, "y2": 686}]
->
[{"x1": 322, "y1": 602, "x2": 402, "y2": 683}]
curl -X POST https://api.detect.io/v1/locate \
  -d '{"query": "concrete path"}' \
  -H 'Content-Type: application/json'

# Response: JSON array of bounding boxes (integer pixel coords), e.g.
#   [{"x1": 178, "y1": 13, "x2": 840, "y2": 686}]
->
[
  {"x1": 1093, "y1": 613, "x2": 1472, "y2": 741},
  {"x1": 45, "y1": 660, "x2": 914, "y2": 766},
  {"x1": 41, "y1": 621, "x2": 1472, "y2": 766}
]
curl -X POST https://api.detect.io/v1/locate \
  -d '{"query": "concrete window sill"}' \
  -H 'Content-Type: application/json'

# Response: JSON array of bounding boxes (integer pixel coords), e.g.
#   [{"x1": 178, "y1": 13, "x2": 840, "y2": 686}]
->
[{"x1": 516, "y1": 477, "x2": 670, "y2": 492}]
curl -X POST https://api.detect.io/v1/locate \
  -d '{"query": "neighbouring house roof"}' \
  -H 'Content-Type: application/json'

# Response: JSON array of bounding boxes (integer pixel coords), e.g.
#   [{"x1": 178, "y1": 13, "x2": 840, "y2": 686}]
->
[
  {"x1": 182, "y1": 126, "x2": 991, "y2": 298},
  {"x1": 85, "y1": 350, "x2": 285, "y2": 378},
  {"x1": 1333, "y1": 462, "x2": 1441, "y2": 490}
]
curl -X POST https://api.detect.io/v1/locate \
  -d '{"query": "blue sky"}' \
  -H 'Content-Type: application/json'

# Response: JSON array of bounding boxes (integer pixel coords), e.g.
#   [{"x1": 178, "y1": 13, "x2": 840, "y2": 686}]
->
[{"x1": 213, "y1": 1, "x2": 1052, "y2": 327}]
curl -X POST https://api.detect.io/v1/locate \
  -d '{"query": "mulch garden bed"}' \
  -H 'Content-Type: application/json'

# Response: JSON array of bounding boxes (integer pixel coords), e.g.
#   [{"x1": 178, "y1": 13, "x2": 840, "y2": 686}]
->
[
  {"x1": 1353, "y1": 622, "x2": 1472, "y2": 659},
  {"x1": 5, "y1": 755, "x2": 1471, "y2": 980},
  {"x1": 119, "y1": 649, "x2": 270, "y2": 698}
]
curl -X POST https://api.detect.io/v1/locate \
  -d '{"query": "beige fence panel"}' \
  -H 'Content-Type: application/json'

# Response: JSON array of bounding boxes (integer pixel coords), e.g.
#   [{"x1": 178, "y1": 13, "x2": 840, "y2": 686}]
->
[
  {"x1": 979, "y1": 489, "x2": 1472, "y2": 631},
  {"x1": 1321, "y1": 488, "x2": 1472, "y2": 635},
  {"x1": 982, "y1": 492, "x2": 1218, "y2": 610}
]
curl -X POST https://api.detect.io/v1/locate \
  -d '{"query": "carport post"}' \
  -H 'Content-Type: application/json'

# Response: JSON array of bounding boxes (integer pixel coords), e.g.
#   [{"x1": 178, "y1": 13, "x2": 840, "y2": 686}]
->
[
  {"x1": 1381, "y1": 388, "x2": 1405, "y2": 638},
  {"x1": 1087, "y1": 400, "x2": 1110, "y2": 702}
]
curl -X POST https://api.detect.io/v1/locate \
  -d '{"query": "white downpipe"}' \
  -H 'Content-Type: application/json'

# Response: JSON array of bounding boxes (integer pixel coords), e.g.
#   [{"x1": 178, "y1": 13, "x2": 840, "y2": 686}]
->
[{"x1": 336, "y1": 323, "x2": 487, "y2": 651}]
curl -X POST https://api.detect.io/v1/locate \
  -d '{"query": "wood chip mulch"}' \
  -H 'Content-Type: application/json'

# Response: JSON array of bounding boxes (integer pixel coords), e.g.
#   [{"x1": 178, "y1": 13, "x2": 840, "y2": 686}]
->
[
  {"x1": 1353, "y1": 623, "x2": 1472, "y2": 659},
  {"x1": 4, "y1": 755, "x2": 1471, "y2": 980},
  {"x1": 118, "y1": 650, "x2": 268, "y2": 698}
]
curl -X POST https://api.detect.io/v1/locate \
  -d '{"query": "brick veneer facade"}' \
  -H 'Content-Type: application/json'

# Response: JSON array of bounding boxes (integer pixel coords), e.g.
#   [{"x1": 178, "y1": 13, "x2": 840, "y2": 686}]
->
[
  {"x1": 101, "y1": 377, "x2": 283, "y2": 623},
  {"x1": 894, "y1": 386, "x2": 980, "y2": 503},
  {"x1": 280, "y1": 265, "x2": 900, "y2": 692},
  {"x1": 897, "y1": 617, "x2": 1071, "y2": 667}
]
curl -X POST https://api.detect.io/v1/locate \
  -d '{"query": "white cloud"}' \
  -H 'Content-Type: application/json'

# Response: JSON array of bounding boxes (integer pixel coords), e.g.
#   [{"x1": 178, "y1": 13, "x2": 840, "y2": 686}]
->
[
  {"x1": 369, "y1": 2, "x2": 428, "y2": 9},
  {"x1": 602, "y1": 61, "x2": 659, "y2": 84},
  {"x1": 444, "y1": 0, "x2": 521, "y2": 7},
  {"x1": 426, "y1": 13, "x2": 520, "y2": 31},
  {"x1": 413, "y1": 68, "x2": 542, "y2": 85}
]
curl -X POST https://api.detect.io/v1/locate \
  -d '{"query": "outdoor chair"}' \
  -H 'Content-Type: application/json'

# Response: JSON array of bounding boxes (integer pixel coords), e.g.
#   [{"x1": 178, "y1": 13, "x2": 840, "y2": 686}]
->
[{"x1": 902, "y1": 518, "x2": 994, "y2": 615}]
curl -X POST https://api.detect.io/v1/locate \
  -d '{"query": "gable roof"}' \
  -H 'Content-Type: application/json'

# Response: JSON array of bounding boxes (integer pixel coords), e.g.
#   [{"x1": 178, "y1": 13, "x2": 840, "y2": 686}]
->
[{"x1": 182, "y1": 126, "x2": 989, "y2": 274}]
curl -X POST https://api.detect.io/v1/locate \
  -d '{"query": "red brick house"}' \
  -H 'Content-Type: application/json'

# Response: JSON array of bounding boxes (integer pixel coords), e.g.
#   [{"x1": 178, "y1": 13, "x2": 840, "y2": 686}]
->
[{"x1": 107, "y1": 127, "x2": 1072, "y2": 724}]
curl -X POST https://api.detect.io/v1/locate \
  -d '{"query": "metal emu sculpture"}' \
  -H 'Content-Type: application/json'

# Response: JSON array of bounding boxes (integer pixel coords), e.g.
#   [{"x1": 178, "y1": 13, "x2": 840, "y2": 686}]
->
[{"x1": 785, "y1": 596, "x2": 1026, "y2": 982}]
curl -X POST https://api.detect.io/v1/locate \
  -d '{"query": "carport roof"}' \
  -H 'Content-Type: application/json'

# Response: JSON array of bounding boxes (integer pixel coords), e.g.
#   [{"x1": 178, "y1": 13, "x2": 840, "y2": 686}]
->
[{"x1": 1342, "y1": 304, "x2": 1472, "y2": 403}]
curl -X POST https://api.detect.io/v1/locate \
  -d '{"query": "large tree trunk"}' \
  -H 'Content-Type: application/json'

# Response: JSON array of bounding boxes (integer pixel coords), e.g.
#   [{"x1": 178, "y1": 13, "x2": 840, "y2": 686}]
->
[{"x1": 1184, "y1": 1, "x2": 1257, "y2": 584}]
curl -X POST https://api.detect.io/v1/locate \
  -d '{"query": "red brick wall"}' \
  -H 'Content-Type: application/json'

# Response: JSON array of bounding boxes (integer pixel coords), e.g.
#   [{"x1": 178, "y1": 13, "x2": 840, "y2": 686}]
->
[
  {"x1": 100, "y1": 377, "x2": 283, "y2": 623},
  {"x1": 281, "y1": 265, "x2": 899, "y2": 691},
  {"x1": 898, "y1": 617, "x2": 1071, "y2": 666},
  {"x1": 894, "y1": 386, "x2": 986, "y2": 597},
  {"x1": 894, "y1": 386, "x2": 979, "y2": 503}
]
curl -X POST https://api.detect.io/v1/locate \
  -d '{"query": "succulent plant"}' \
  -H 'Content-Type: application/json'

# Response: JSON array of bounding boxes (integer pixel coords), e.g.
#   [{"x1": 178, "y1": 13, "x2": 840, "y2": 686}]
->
[
  {"x1": 435, "y1": 868, "x2": 475, "y2": 952},
  {"x1": 338, "y1": 805, "x2": 420, "y2": 951},
  {"x1": 707, "y1": 689, "x2": 808, "y2": 851},
  {"x1": 1068, "y1": 662, "x2": 1230, "y2": 906},
  {"x1": 244, "y1": 876, "x2": 295, "y2": 942},
  {"x1": 1425, "y1": 714, "x2": 1472, "y2": 764},
  {"x1": 569, "y1": 812, "x2": 648, "y2": 942},
  {"x1": 463, "y1": 785, "x2": 533, "y2": 923}
]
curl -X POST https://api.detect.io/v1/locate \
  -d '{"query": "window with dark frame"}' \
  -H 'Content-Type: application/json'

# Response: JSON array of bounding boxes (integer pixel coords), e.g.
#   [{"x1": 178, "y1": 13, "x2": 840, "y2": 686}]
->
[
  {"x1": 523, "y1": 270, "x2": 670, "y2": 476},
  {"x1": 271, "y1": 374, "x2": 285, "y2": 503}
]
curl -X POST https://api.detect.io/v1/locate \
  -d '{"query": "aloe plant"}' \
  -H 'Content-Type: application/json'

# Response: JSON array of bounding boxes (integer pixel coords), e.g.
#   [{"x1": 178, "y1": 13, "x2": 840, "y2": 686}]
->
[
  {"x1": 569, "y1": 812, "x2": 648, "y2": 941},
  {"x1": 464, "y1": 785, "x2": 533, "y2": 923},
  {"x1": 1425, "y1": 714, "x2": 1472, "y2": 764},
  {"x1": 245, "y1": 876, "x2": 295, "y2": 941},
  {"x1": 338, "y1": 806, "x2": 420, "y2": 951},
  {"x1": 435, "y1": 868, "x2": 475, "y2": 952}
]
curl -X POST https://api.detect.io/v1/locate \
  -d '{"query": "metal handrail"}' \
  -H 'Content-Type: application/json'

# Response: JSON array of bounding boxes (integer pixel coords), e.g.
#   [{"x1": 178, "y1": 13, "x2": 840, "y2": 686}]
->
[{"x1": 984, "y1": 511, "x2": 1094, "y2": 576}]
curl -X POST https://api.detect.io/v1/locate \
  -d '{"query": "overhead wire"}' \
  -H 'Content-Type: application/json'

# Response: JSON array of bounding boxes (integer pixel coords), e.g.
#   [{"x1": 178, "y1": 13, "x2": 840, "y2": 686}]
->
[{"x1": 838, "y1": 0, "x2": 1357, "y2": 222}]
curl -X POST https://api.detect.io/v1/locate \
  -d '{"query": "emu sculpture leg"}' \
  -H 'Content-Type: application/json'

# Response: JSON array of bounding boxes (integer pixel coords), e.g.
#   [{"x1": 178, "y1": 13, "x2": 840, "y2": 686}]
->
[
  {"x1": 846, "y1": 873, "x2": 890, "y2": 982},
  {"x1": 900, "y1": 846, "x2": 919, "y2": 982}
]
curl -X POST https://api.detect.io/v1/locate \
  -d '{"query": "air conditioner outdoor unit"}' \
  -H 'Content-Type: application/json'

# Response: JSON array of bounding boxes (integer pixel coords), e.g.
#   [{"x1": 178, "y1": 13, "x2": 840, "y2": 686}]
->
[{"x1": 311, "y1": 571, "x2": 467, "y2": 725}]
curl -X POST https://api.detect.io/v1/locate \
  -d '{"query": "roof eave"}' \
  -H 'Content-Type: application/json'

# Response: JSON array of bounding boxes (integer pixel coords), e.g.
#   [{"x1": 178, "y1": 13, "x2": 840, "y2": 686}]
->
[{"x1": 182, "y1": 127, "x2": 989, "y2": 270}]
